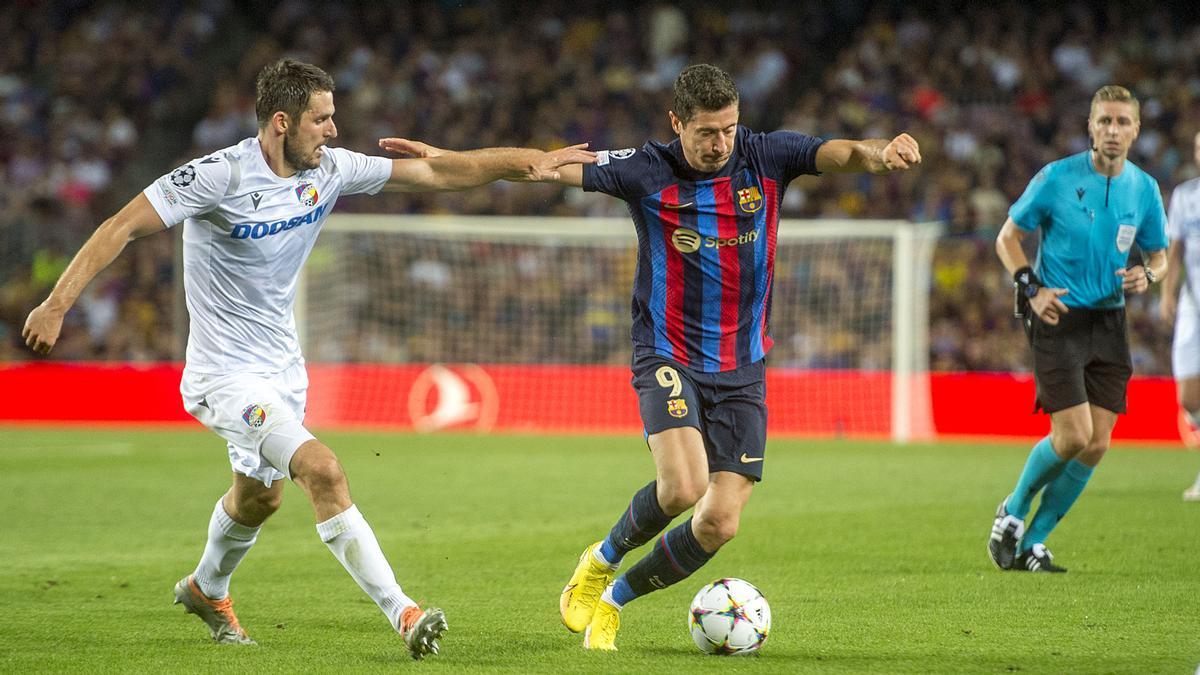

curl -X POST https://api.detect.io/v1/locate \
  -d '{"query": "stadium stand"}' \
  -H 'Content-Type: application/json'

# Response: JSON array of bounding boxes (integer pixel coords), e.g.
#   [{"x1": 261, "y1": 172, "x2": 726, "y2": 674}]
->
[{"x1": 1, "y1": 1, "x2": 1195, "y2": 373}]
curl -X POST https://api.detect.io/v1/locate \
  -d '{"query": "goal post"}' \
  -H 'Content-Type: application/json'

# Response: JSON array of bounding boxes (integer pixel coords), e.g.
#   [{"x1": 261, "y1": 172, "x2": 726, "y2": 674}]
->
[{"x1": 297, "y1": 215, "x2": 941, "y2": 441}]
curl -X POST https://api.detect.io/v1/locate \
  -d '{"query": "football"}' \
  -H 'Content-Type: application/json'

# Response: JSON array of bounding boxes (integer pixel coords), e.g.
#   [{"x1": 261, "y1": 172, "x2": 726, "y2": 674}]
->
[{"x1": 688, "y1": 578, "x2": 771, "y2": 655}]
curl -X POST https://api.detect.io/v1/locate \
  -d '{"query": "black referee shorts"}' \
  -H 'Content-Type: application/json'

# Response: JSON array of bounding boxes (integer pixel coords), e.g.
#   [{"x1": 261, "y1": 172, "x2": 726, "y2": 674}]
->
[{"x1": 1030, "y1": 307, "x2": 1132, "y2": 414}]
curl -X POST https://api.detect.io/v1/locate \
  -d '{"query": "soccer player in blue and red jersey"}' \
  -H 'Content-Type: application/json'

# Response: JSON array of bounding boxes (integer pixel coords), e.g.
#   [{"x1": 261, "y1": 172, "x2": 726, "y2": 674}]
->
[{"x1": 382, "y1": 63, "x2": 920, "y2": 650}]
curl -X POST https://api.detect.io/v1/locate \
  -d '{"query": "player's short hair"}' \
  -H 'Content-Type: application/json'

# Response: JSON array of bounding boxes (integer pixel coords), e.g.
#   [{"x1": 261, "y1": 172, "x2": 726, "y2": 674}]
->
[
  {"x1": 673, "y1": 64, "x2": 739, "y2": 124},
  {"x1": 255, "y1": 58, "x2": 335, "y2": 128},
  {"x1": 1090, "y1": 85, "x2": 1139, "y2": 121}
]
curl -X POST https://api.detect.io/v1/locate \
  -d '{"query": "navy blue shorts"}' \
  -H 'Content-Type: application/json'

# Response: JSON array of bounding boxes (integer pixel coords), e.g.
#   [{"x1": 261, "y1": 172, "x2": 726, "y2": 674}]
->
[{"x1": 630, "y1": 354, "x2": 767, "y2": 481}]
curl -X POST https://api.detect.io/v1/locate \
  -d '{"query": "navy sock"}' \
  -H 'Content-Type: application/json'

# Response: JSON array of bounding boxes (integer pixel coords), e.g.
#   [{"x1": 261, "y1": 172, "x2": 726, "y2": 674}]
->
[
  {"x1": 612, "y1": 517, "x2": 715, "y2": 605},
  {"x1": 599, "y1": 481, "x2": 673, "y2": 565}
]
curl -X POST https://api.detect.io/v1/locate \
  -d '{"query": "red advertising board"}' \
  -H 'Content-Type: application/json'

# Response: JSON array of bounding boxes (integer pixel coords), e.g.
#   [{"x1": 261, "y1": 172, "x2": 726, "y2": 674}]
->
[{"x1": 0, "y1": 362, "x2": 1184, "y2": 442}]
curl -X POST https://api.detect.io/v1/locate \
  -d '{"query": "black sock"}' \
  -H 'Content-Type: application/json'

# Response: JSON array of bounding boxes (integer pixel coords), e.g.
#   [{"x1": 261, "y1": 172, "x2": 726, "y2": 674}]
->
[
  {"x1": 599, "y1": 480, "x2": 673, "y2": 565},
  {"x1": 613, "y1": 517, "x2": 715, "y2": 604}
]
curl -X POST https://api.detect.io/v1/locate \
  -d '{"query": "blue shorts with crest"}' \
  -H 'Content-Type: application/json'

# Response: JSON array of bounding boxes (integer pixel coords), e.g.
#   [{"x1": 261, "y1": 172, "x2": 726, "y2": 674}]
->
[{"x1": 630, "y1": 354, "x2": 767, "y2": 481}]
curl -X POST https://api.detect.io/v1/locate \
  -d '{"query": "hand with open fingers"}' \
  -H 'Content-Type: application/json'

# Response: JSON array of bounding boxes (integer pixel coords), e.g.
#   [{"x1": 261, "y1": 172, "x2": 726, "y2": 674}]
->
[
  {"x1": 22, "y1": 304, "x2": 64, "y2": 355},
  {"x1": 522, "y1": 143, "x2": 596, "y2": 182},
  {"x1": 882, "y1": 133, "x2": 921, "y2": 171},
  {"x1": 1116, "y1": 266, "x2": 1148, "y2": 294},
  {"x1": 1030, "y1": 287, "x2": 1070, "y2": 325},
  {"x1": 378, "y1": 138, "x2": 446, "y2": 158}
]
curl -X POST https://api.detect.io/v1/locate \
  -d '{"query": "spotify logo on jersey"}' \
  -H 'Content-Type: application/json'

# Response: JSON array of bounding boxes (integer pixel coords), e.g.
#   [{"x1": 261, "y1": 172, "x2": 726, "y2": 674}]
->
[
  {"x1": 671, "y1": 228, "x2": 702, "y2": 253},
  {"x1": 670, "y1": 227, "x2": 759, "y2": 254}
]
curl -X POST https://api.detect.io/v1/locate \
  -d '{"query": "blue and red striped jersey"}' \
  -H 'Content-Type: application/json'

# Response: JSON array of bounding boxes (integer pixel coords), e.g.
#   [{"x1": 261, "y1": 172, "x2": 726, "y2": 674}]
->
[{"x1": 583, "y1": 126, "x2": 824, "y2": 372}]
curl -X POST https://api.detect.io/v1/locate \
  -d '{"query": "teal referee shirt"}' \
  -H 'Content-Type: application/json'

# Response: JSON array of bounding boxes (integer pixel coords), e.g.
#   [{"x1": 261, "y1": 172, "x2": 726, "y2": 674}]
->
[{"x1": 1009, "y1": 150, "x2": 1168, "y2": 309}]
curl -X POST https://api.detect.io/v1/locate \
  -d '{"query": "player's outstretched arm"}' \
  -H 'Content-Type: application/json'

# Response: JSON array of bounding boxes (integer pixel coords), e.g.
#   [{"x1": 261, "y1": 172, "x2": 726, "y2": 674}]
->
[
  {"x1": 377, "y1": 138, "x2": 594, "y2": 191},
  {"x1": 23, "y1": 193, "x2": 166, "y2": 354},
  {"x1": 815, "y1": 134, "x2": 922, "y2": 174}
]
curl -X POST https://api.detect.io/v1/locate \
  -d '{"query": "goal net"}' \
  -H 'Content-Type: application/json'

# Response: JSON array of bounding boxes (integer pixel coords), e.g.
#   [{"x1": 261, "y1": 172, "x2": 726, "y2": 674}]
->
[{"x1": 299, "y1": 215, "x2": 940, "y2": 441}]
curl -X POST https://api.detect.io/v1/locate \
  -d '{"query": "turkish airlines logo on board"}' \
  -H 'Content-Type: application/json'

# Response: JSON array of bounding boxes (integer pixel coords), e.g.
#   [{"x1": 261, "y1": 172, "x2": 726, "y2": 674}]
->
[{"x1": 407, "y1": 364, "x2": 498, "y2": 432}]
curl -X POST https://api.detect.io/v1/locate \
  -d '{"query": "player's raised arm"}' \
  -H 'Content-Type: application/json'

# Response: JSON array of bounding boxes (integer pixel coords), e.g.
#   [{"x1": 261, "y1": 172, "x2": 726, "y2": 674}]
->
[
  {"x1": 377, "y1": 137, "x2": 594, "y2": 191},
  {"x1": 815, "y1": 134, "x2": 922, "y2": 174},
  {"x1": 23, "y1": 194, "x2": 166, "y2": 354}
]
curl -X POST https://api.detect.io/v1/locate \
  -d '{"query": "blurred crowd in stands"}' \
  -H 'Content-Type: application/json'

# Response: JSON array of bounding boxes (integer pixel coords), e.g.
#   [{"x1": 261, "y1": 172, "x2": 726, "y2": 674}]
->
[{"x1": 1, "y1": 1, "x2": 1196, "y2": 374}]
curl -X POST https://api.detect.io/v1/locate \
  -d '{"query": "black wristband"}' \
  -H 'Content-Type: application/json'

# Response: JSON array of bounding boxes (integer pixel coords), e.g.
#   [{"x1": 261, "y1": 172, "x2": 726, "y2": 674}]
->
[
  {"x1": 1013, "y1": 266, "x2": 1040, "y2": 289},
  {"x1": 1013, "y1": 266, "x2": 1042, "y2": 300}
]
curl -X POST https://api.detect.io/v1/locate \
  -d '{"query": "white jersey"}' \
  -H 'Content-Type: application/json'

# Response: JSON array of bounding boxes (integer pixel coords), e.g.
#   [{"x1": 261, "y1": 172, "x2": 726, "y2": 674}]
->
[
  {"x1": 1168, "y1": 176, "x2": 1200, "y2": 296},
  {"x1": 144, "y1": 137, "x2": 390, "y2": 374},
  {"x1": 1168, "y1": 177, "x2": 1200, "y2": 378}
]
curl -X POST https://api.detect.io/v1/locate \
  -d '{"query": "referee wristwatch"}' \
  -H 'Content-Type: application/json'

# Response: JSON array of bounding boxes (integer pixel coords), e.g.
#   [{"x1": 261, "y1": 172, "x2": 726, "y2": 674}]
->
[{"x1": 1144, "y1": 266, "x2": 1159, "y2": 284}]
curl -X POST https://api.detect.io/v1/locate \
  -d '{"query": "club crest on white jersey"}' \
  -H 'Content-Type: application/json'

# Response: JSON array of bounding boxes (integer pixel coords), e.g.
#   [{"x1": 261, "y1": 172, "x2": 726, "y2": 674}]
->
[{"x1": 143, "y1": 137, "x2": 391, "y2": 374}]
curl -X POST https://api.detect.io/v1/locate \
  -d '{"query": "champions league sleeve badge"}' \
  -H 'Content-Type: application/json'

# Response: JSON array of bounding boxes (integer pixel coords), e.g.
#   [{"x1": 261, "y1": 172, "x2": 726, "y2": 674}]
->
[{"x1": 170, "y1": 164, "x2": 196, "y2": 188}]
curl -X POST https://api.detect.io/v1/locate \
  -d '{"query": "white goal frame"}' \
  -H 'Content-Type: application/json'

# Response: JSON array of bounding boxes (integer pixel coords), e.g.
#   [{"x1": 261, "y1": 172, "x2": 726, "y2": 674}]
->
[{"x1": 301, "y1": 215, "x2": 942, "y2": 442}]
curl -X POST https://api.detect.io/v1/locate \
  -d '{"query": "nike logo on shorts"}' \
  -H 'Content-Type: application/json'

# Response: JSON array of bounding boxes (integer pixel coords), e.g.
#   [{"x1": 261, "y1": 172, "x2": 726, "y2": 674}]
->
[{"x1": 739, "y1": 453, "x2": 764, "y2": 463}]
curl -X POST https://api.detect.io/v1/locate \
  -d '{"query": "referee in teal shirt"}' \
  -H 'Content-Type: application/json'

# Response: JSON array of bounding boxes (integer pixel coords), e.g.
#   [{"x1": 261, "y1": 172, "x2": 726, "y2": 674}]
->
[{"x1": 988, "y1": 85, "x2": 1169, "y2": 573}]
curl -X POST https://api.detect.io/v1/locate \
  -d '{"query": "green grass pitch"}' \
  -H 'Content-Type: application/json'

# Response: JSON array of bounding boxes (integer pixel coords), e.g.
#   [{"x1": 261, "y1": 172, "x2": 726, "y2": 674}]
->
[{"x1": 1, "y1": 427, "x2": 1198, "y2": 673}]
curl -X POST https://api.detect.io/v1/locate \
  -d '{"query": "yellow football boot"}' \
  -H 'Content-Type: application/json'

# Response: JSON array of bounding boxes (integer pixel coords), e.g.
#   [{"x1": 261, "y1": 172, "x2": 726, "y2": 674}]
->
[
  {"x1": 559, "y1": 541, "x2": 616, "y2": 633},
  {"x1": 583, "y1": 599, "x2": 620, "y2": 651}
]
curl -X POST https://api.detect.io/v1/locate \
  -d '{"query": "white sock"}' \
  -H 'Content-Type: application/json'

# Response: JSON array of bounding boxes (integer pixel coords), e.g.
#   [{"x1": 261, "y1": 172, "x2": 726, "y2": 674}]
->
[
  {"x1": 316, "y1": 504, "x2": 415, "y2": 631},
  {"x1": 193, "y1": 498, "x2": 259, "y2": 600},
  {"x1": 592, "y1": 546, "x2": 618, "y2": 570},
  {"x1": 600, "y1": 584, "x2": 623, "y2": 609}
]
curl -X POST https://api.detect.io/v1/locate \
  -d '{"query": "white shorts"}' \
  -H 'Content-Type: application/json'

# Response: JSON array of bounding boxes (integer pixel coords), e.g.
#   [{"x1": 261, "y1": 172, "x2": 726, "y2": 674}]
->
[
  {"x1": 180, "y1": 361, "x2": 316, "y2": 487},
  {"x1": 1174, "y1": 291, "x2": 1200, "y2": 379}
]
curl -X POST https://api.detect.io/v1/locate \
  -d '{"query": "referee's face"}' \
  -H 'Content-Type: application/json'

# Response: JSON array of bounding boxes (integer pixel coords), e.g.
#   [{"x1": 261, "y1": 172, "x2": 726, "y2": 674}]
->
[
  {"x1": 671, "y1": 104, "x2": 739, "y2": 173},
  {"x1": 1088, "y1": 101, "x2": 1139, "y2": 162}
]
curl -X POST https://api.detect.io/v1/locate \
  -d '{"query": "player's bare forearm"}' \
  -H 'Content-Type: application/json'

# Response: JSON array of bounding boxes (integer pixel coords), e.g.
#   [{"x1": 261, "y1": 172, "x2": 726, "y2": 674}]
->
[
  {"x1": 24, "y1": 193, "x2": 164, "y2": 353},
  {"x1": 815, "y1": 135, "x2": 921, "y2": 174},
  {"x1": 41, "y1": 195, "x2": 163, "y2": 313},
  {"x1": 385, "y1": 149, "x2": 534, "y2": 192},
  {"x1": 548, "y1": 163, "x2": 584, "y2": 188},
  {"x1": 438, "y1": 148, "x2": 547, "y2": 184},
  {"x1": 1163, "y1": 241, "x2": 1184, "y2": 301},
  {"x1": 1161, "y1": 241, "x2": 1184, "y2": 322},
  {"x1": 383, "y1": 143, "x2": 594, "y2": 191}
]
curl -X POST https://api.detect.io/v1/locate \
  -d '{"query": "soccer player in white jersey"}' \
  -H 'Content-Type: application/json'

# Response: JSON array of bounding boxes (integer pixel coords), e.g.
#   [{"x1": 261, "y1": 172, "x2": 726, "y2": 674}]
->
[
  {"x1": 21, "y1": 58, "x2": 594, "y2": 658},
  {"x1": 1162, "y1": 131, "x2": 1200, "y2": 497}
]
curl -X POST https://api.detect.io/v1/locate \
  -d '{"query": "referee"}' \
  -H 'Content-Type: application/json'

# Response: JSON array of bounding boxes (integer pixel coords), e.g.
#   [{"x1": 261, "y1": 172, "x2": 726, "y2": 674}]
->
[{"x1": 987, "y1": 85, "x2": 1168, "y2": 573}]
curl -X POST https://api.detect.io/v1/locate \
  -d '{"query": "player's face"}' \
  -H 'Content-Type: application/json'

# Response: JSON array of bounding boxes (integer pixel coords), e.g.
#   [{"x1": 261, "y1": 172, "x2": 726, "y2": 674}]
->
[
  {"x1": 283, "y1": 91, "x2": 337, "y2": 172},
  {"x1": 1088, "y1": 101, "x2": 1139, "y2": 162},
  {"x1": 672, "y1": 104, "x2": 739, "y2": 173}
]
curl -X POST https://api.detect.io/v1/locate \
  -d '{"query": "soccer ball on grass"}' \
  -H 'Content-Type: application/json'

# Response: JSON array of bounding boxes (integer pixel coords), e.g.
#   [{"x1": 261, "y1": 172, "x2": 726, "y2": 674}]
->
[{"x1": 688, "y1": 577, "x2": 771, "y2": 655}]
